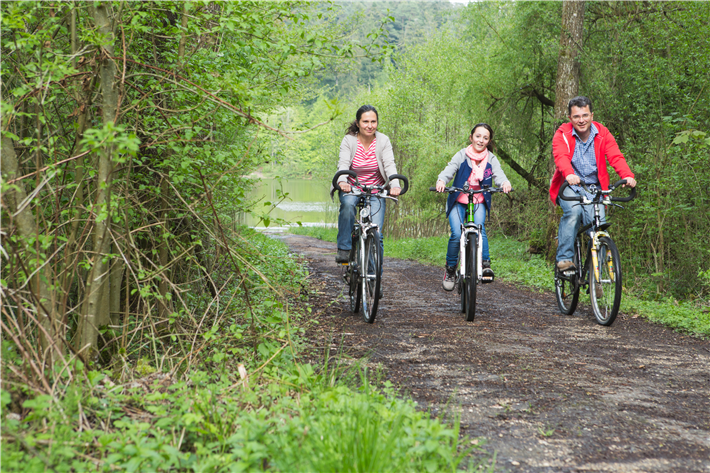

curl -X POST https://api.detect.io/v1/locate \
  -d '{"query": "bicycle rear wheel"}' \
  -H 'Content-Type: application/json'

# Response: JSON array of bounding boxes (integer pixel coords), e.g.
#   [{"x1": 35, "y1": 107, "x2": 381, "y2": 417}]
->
[
  {"x1": 349, "y1": 238, "x2": 361, "y2": 313},
  {"x1": 464, "y1": 232, "x2": 478, "y2": 322},
  {"x1": 590, "y1": 236, "x2": 622, "y2": 326},
  {"x1": 361, "y1": 229, "x2": 382, "y2": 323},
  {"x1": 554, "y1": 239, "x2": 580, "y2": 315}
]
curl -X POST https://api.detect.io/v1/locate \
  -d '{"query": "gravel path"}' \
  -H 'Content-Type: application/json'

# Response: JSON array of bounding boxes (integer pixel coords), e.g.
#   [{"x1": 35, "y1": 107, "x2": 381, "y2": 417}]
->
[{"x1": 278, "y1": 233, "x2": 710, "y2": 472}]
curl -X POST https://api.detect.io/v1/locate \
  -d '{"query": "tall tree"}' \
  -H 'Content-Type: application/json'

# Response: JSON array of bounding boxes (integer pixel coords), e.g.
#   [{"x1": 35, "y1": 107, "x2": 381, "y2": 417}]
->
[
  {"x1": 543, "y1": 0, "x2": 586, "y2": 260},
  {"x1": 553, "y1": 1, "x2": 585, "y2": 124}
]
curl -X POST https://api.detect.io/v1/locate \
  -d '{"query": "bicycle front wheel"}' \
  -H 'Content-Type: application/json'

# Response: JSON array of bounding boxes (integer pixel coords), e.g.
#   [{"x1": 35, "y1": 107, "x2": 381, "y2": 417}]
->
[
  {"x1": 361, "y1": 229, "x2": 382, "y2": 323},
  {"x1": 349, "y1": 238, "x2": 361, "y2": 314},
  {"x1": 464, "y1": 232, "x2": 478, "y2": 322},
  {"x1": 590, "y1": 236, "x2": 622, "y2": 326}
]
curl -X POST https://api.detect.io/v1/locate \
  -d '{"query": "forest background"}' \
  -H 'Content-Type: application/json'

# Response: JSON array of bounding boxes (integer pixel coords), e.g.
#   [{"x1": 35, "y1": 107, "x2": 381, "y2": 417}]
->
[{"x1": 1, "y1": 1, "x2": 708, "y2": 471}]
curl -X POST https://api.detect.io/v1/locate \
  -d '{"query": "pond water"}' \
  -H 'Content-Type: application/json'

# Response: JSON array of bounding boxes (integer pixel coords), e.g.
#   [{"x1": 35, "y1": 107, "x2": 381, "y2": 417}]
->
[{"x1": 242, "y1": 178, "x2": 337, "y2": 229}]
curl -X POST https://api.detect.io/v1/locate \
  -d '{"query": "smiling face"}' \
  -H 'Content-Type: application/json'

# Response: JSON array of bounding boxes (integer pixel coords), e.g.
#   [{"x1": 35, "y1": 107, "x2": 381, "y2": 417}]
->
[
  {"x1": 569, "y1": 105, "x2": 594, "y2": 139},
  {"x1": 469, "y1": 126, "x2": 491, "y2": 153},
  {"x1": 357, "y1": 111, "x2": 378, "y2": 139},
  {"x1": 357, "y1": 112, "x2": 377, "y2": 138}
]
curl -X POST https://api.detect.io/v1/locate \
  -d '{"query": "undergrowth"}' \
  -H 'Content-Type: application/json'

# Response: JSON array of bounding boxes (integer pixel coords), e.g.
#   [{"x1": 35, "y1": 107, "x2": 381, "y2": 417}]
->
[
  {"x1": 1, "y1": 229, "x2": 494, "y2": 472},
  {"x1": 291, "y1": 227, "x2": 710, "y2": 337}
]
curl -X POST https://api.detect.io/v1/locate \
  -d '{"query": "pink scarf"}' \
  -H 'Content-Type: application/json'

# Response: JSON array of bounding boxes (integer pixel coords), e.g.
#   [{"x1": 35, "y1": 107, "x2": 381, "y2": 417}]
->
[{"x1": 457, "y1": 146, "x2": 489, "y2": 205}]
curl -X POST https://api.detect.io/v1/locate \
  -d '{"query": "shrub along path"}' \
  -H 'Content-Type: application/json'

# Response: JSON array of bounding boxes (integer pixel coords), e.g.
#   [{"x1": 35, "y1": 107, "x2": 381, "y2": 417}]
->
[{"x1": 277, "y1": 233, "x2": 710, "y2": 472}]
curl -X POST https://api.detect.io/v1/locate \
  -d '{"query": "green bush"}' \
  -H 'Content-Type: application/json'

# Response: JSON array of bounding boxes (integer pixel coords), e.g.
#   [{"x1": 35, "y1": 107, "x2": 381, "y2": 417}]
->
[{"x1": 1, "y1": 231, "x2": 490, "y2": 471}]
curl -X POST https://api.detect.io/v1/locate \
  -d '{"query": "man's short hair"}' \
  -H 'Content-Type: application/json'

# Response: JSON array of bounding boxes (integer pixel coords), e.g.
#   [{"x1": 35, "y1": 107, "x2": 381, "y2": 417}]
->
[{"x1": 567, "y1": 96, "x2": 593, "y2": 115}]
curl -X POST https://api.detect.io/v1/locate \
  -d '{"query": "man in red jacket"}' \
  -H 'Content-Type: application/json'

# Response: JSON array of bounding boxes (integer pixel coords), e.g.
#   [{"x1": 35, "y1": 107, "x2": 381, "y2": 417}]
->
[{"x1": 550, "y1": 96, "x2": 637, "y2": 271}]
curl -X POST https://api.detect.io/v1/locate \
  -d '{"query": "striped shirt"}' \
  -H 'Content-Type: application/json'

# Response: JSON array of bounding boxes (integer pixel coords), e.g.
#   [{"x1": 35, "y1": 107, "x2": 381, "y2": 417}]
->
[
  {"x1": 571, "y1": 123, "x2": 600, "y2": 198},
  {"x1": 349, "y1": 138, "x2": 384, "y2": 187}
]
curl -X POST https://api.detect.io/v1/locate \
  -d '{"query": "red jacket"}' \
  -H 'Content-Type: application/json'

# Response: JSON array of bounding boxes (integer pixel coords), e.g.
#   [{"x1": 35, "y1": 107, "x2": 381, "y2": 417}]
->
[{"x1": 549, "y1": 121, "x2": 634, "y2": 204}]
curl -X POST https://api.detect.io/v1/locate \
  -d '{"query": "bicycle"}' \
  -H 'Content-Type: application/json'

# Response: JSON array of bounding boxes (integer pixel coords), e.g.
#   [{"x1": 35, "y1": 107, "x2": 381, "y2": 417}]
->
[
  {"x1": 430, "y1": 184, "x2": 507, "y2": 322},
  {"x1": 554, "y1": 179, "x2": 637, "y2": 326},
  {"x1": 332, "y1": 170, "x2": 409, "y2": 323}
]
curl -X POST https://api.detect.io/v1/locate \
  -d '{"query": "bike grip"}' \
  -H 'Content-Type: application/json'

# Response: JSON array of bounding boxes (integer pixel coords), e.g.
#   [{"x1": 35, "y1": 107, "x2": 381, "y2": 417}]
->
[
  {"x1": 611, "y1": 185, "x2": 637, "y2": 202},
  {"x1": 332, "y1": 170, "x2": 357, "y2": 189},
  {"x1": 611, "y1": 179, "x2": 627, "y2": 188},
  {"x1": 429, "y1": 186, "x2": 438, "y2": 192},
  {"x1": 557, "y1": 181, "x2": 583, "y2": 201},
  {"x1": 387, "y1": 174, "x2": 409, "y2": 195}
]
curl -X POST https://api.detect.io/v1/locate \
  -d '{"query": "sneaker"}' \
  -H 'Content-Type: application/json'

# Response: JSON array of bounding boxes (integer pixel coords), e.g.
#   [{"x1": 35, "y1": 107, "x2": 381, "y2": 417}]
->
[
  {"x1": 442, "y1": 266, "x2": 456, "y2": 291},
  {"x1": 335, "y1": 249, "x2": 349, "y2": 264},
  {"x1": 557, "y1": 260, "x2": 575, "y2": 271},
  {"x1": 482, "y1": 260, "x2": 494, "y2": 279}
]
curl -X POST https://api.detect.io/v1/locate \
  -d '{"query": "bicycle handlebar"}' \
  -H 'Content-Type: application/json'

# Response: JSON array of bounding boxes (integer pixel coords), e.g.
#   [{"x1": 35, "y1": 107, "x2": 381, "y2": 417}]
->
[
  {"x1": 428, "y1": 185, "x2": 509, "y2": 195},
  {"x1": 332, "y1": 170, "x2": 409, "y2": 196},
  {"x1": 558, "y1": 180, "x2": 637, "y2": 202}
]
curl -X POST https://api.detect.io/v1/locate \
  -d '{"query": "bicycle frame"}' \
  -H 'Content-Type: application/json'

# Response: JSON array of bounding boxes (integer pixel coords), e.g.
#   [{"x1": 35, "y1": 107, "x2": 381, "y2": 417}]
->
[
  {"x1": 554, "y1": 179, "x2": 637, "y2": 325},
  {"x1": 458, "y1": 202, "x2": 484, "y2": 285},
  {"x1": 332, "y1": 169, "x2": 409, "y2": 323},
  {"x1": 560, "y1": 183, "x2": 625, "y2": 285},
  {"x1": 429, "y1": 184, "x2": 505, "y2": 285}
]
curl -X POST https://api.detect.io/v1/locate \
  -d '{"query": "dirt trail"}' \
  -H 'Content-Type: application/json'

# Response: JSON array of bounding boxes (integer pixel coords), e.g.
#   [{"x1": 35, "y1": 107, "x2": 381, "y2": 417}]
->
[{"x1": 276, "y1": 233, "x2": 710, "y2": 473}]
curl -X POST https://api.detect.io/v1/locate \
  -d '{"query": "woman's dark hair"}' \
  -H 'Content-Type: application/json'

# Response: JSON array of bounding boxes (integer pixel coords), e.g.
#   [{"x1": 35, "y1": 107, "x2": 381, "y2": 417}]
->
[
  {"x1": 470, "y1": 123, "x2": 495, "y2": 151},
  {"x1": 346, "y1": 104, "x2": 379, "y2": 136}
]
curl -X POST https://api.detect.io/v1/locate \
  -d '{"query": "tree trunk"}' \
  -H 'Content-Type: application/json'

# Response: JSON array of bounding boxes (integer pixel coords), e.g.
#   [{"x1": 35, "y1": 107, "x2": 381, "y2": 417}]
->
[
  {"x1": 545, "y1": 0, "x2": 586, "y2": 261},
  {"x1": 78, "y1": 3, "x2": 119, "y2": 360},
  {"x1": 553, "y1": 0, "x2": 586, "y2": 125},
  {"x1": 1, "y1": 137, "x2": 63, "y2": 364}
]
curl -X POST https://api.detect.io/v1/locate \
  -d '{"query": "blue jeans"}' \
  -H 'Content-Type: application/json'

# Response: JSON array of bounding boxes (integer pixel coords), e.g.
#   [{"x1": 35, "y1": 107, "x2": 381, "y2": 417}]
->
[
  {"x1": 446, "y1": 203, "x2": 488, "y2": 268},
  {"x1": 337, "y1": 193, "x2": 386, "y2": 256},
  {"x1": 556, "y1": 185, "x2": 606, "y2": 262}
]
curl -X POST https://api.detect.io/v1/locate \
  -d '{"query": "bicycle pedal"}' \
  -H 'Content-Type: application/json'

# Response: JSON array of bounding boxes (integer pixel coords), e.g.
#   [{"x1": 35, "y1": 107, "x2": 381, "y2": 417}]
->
[
  {"x1": 481, "y1": 275, "x2": 495, "y2": 284},
  {"x1": 562, "y1": 270, "x2": 575, "y2": 277}
]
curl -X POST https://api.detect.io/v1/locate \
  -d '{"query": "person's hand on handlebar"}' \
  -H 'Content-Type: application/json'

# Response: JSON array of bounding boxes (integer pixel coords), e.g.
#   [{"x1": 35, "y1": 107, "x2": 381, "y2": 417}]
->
[
  {"x1": 390, "y1": 187, "x2": 401, "y2": 197},
  {"x1": 565, "y1": 174, "x2": 581, "y2": 186},
  {"x1": 623, "y1": 177, "x2": 637, "y2": 188},
  {"x1": 338, "y1": 182, "x2": 352, "y2": 193},
  {"x1": 501, "y1": 181, "x2": 512, "y2": 194},
  {"x1": 435, "y1": 179, "x2": 446, "y2": 192}
]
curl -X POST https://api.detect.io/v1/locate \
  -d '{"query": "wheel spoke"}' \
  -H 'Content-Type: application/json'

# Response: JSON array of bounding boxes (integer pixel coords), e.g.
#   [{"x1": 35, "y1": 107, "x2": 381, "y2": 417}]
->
[
  {"x1": 591, "y1": 237, "x2": 622, "y2": 326},
  {"x1": 361, "y1": 230, "x2": 381, "y2": 323}
]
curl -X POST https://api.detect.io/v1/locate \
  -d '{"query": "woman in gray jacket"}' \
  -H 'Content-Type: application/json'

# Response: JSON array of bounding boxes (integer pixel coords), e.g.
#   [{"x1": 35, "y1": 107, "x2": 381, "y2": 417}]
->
[
  {"x1": 334, "y1": 105, "x2": 401, "y2": 264},
  {"x1": 434, "y1": 123, "x2": 511, "y2": 290}
]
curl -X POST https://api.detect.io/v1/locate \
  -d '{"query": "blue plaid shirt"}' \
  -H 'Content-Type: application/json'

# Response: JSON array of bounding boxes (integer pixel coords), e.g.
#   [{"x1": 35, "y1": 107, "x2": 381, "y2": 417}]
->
[{"x1": 571, "y1": 123, "x2": 599, "y2": 198}]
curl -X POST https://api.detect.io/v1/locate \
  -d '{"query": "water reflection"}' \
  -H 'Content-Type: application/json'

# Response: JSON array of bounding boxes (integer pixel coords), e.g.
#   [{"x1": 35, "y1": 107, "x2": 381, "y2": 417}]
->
[{"x1": 242, "y1": 178, "x2": 337, "y2": 228}]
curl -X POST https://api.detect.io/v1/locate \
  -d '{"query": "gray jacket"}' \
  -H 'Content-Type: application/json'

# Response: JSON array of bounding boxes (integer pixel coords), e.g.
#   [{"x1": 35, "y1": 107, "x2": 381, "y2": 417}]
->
[
  {"x1": 331, "y1": 131, "x2": 399, "y2": 197},
  {"x1": 437, "y1": 149, "x2": 509, "y2": 187}
]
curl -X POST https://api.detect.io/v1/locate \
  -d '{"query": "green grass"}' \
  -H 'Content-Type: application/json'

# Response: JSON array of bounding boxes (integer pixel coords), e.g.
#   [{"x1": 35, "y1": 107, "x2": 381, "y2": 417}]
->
[
  {"x1": 292, "y1": 226, "x2": 710, "y2": 337},
  {"x1": 2, "y1": 229, "x2": 494, "y2": 472}
]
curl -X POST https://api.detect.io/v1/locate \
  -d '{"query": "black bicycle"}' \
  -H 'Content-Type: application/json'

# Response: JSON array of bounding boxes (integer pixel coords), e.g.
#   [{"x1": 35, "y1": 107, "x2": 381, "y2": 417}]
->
[
  {"x1": 430, "y1": 184, "x2": 507, "y2": 322},
  {"x1": 333, "y1": 170, "x2": 409, "y2": 323},
  {"x1": 554, "y1": 180, "x2": 637, "y2": 325}
]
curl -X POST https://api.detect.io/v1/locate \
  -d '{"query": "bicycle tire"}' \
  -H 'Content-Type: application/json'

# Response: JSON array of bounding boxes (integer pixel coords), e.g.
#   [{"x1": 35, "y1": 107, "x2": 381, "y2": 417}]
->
[
  {"x1": 464, "y1": 232, "x2": 478, "y2": 322},
  {"x1": 590, "y1": 236, "x2": 622, "y2": 326},
  {"x1": 554, "y1": 269, "x2": 580, "y2": 315},
  {"x1": 459, "y1": 273, "x2": 466, "y2": 313},
  {"x1": 459, "y1": 241, "x2": 466, "y2": 313},
  {"x1": 554, "y1": 237, "x2": 581, "y2": 315},
  {"x1": 349, "y1": 238, "x2": 361, "y2": 313},
  {"x1": 361, "y1": 230, "x2": 382, "y2": 323}
]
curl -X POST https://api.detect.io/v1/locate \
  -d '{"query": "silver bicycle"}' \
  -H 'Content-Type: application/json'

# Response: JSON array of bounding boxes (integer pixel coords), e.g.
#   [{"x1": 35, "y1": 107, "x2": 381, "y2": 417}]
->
[{"x1": 333, "y1": 170, "x2": 409, "y2": 323}]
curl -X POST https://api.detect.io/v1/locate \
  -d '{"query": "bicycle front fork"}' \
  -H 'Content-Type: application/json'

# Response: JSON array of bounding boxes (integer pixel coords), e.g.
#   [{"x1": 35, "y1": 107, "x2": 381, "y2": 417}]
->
[{"x1": 458, "y1": 225, "x2": 483, "y2": 282}]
